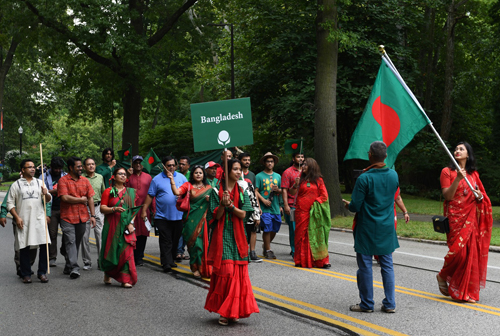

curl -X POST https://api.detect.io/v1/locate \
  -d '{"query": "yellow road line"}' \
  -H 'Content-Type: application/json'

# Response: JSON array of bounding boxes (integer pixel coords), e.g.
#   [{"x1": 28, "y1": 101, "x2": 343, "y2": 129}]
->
[
  {"x1": 254, "y1": 287, "x2": 408, "y2": 336},
  {"x1": 264, "y1": 257, "x2": 500, "y2": 315},
  {"x1": 164, "y1": 259, "x2": 405, "y2": 335},
  {"x1": 253, "y1": 293, "x2": 380, "y2": 336}
]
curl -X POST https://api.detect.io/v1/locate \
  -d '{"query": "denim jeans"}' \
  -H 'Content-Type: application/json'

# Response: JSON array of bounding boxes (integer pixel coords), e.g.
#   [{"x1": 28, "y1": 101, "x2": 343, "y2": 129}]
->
[
  {"x1": 284, "y1": 208, "x2": 296, "y2": 254},
  {"x1": 356, "y1": 253, "x2": 395, "y2": 310},
  {"x1": 177, "y1": 236, "x2": 186, "y2": 255}
]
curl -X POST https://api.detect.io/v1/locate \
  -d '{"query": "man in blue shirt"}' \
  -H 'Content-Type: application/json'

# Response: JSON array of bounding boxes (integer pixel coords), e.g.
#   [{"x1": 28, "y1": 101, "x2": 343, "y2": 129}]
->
[{"x1": 141, "y1": 156, "x2": 187, "y2": 273}]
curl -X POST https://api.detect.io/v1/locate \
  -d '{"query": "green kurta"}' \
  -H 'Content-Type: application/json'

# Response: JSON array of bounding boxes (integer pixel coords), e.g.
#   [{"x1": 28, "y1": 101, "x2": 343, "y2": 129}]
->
[{"x1": 348, "y1": 168, "x2": 399, "y2": 256}]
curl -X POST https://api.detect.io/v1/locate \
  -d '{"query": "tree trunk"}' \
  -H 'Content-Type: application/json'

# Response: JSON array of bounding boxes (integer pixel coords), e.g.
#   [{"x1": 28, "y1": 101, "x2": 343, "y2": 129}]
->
[
  {"x1": 0, "y1": 35, "x2": 21, "y2": 122},
  {"x1": 122, "y1": 83, "x2": 141, "y2": 153},
  {"x1": 441, "y1": 0, "x2": 468, "y2": 140},
  {"x1": 441, "y1": 1, "x2": 456, "y2": 140},
  {"x1": 314, "y1": 0, "x2": 347, "y2": 217}
]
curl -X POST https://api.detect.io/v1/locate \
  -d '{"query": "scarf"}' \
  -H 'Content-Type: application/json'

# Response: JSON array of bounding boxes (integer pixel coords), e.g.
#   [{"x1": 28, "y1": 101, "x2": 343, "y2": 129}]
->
[{"x1": 208, "y1": 183, "x2": 248, "y2": 269}]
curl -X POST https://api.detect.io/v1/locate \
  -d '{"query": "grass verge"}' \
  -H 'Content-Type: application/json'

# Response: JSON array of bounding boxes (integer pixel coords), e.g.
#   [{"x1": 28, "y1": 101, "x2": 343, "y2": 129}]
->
[
  {"x1": 342, "y1": 193, "x2": 500, "y2": 221},
  {"x1": 332, "y1": 217, "x2": 500, "y2": 246},
  {"x1": 0, "y1": 181, "x2": 13, "y2": 191}
]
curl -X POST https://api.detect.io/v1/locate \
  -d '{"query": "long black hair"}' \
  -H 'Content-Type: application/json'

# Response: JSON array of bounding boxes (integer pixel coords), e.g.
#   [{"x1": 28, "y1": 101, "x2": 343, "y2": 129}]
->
[
  {"x1": 189, "y1": 165, "x2": 208, "y2": 186},
  {"x1": 448, "y1": 141, "x2": 476, "y2": 174}
]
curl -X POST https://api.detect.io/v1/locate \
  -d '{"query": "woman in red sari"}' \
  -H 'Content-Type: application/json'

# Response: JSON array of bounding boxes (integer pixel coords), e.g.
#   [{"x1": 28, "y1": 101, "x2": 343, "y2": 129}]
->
[
  {"x1": 204, "y1": 159, "x2": 259, "y2": 326},
  {"x1": 289, "y1": 158, "x2": 331, "y2": 269},
  {"x1": 100, "y1": 168, "x2": 139, "y2": 288},
  {"x1": 177, "y1": 165, "x2": 212, "y2": 279},
  {"x1": 437, "y1": 142, "x2": 492, "y2": 303}
]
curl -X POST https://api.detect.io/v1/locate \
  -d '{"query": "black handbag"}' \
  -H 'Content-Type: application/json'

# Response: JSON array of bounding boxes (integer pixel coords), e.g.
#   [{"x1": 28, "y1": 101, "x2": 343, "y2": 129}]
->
[{"x1": 432, "y1": 215, "x2": 449, "y2": 234}]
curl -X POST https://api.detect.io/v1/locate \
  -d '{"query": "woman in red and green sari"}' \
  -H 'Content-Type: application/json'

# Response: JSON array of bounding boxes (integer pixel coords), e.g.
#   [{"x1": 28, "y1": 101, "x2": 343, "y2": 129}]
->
[
  {"x1": 437, "y1": 142, "x2": 492, "y2": 303},
  {"x1": 289, "y1": 158, "x2": 331, "y2": 269},
  {"x1": 204, "y1": 159, "x2": 259, "y2": 326},
  {"x1": 100, "y1": 167, "x2": 140, "y2": 288},
  {"x1": 178, "y1": 165, "x2": 212, "y2": 279}
]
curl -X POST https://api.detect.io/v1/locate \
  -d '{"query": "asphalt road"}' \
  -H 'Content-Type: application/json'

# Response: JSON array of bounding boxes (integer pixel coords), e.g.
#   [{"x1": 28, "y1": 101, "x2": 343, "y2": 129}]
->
[{"x1": 1, "y1": 195, "x2": 500, "y2": 335}]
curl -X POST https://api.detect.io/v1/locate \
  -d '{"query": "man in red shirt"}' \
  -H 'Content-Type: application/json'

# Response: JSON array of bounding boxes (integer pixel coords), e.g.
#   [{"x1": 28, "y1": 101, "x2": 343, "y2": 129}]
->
[
  {"x1": 281, "y1": 153, "x2": 304, "y2": 257},
  {"x1": 58, "y1": 156, "x2": 96, "y2": 279},
  {"x1": 128, "y1": 155, "x2": 155, "y2": 266}
]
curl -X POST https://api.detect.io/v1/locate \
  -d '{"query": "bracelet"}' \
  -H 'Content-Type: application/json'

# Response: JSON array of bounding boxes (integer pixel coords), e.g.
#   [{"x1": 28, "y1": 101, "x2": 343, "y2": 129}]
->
[
  {"x1": 403, "y1": 212, "x2": 408, "y2": 215},
  {"x1": 112, "y1": 207, "x2": 115, "y2": 212},
  {"x1": 130, "y1": 220, "x2": 134, "y2": 224}
]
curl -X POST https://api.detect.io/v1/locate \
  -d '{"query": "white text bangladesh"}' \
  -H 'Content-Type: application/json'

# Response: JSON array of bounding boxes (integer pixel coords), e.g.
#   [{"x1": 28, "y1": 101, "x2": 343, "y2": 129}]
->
[{"x1": 200, "y1": 112, "x2": 243, "y2": 124}]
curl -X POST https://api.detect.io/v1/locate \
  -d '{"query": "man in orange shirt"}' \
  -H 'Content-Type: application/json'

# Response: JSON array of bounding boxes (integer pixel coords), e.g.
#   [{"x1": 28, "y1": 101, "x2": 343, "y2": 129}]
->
[{"x1": 58, "y1": 156, "x2": 96, "y2": 279}]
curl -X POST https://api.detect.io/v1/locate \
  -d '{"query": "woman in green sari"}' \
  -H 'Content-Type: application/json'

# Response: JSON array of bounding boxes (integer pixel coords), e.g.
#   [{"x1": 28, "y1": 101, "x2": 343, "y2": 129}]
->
[
  {"x1": 100, "y1": 168, "x2": 140, "y2": 288},
  {"x1": 178, "y1": 165, "x2": 212, "y2": 279}
]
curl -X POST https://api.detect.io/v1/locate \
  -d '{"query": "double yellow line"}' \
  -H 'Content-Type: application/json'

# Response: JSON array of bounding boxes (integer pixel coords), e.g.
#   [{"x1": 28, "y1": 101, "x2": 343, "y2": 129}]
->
[
  {"x1": 140, "y1": 251, "x2": 406, "y2": 336},
  {"x1": 265, "y1": 257, "x2": 500, "y2": 317}
]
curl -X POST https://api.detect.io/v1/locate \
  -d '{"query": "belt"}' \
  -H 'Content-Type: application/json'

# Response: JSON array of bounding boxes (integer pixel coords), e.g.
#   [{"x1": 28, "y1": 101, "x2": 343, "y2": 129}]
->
[{"x1": 94, "y1": 201, "x2": 101, "y2": 207}]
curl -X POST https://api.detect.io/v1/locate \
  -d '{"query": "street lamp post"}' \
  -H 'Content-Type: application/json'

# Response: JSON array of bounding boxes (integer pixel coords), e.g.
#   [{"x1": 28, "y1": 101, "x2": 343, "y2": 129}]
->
[
  {"x1": 18, "y1": 126, "x2": 23, "y2": 158},
  {"x1": 208, "y1": 23, "x2": 235, "y2": 99}
]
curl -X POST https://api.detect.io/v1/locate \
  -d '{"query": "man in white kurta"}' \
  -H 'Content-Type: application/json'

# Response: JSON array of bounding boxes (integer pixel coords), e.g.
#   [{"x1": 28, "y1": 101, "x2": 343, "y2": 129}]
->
[{"x1": 7, "y1": 159, "x2": 52, "y2": 283}]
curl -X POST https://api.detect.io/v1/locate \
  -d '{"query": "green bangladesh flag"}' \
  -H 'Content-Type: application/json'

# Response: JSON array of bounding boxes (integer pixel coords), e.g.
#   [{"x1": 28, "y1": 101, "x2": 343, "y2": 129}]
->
[
  {"x1": 284, "y1": 139, "x2": 303, "y2": 154},
  {"x1": 117, "y1": 144, "x2": 132, "y2": 161},
  {"x1": 142, "y1": 148, "x2": 161, "y2": 174},
  {"x1": 344, "y1": 60, "x2": 430, "y2": 167}
]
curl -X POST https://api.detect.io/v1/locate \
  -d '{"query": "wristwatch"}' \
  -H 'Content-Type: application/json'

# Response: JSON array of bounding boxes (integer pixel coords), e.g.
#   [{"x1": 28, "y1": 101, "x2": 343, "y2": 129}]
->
[{"x1": 91, "y1": 215, "x2": 96, "y2": 218}]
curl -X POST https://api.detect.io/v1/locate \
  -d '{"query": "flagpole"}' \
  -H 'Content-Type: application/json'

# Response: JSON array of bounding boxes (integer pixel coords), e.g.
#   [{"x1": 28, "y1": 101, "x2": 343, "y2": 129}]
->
[
  {"x1": 39, "y1": 144, "x2": 50, "y2": 275},
  {"x1": 298, "y1": 137, "x2": 303, "y2": 171},
  {"x1": 378, "y1": 45, "x2": 478, "y2": 196}
]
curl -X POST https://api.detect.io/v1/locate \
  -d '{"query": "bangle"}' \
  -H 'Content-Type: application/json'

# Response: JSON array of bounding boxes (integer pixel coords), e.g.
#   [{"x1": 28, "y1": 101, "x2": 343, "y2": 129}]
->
[
  {"x1": 130, "y1": 220, "x2": 134, "y2": 224},
  {"x1": 403, "y1": 212, "x2": 408, "y2": 215},
  {"x1": 112, "y1": 207, "x2": 115, "y2": 212}
]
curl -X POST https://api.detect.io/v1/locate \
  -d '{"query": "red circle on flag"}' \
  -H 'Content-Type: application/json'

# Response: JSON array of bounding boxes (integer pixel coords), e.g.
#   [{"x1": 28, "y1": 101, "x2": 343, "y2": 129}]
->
[
  {"x1": 291, "y1": 143, "x2": 298, "y2": 150},
  {"x1": 124, "y1": 150, "x2": 129, "y2": 156},
  {"x1": 148, "y1": 157, "x2": 154, "y2": 164}
]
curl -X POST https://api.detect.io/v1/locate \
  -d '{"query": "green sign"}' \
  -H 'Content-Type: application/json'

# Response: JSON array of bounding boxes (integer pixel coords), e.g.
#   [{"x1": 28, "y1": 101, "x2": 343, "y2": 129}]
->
[{"x1": 190, "y1": 98, "x2": 253, "y2": 152}]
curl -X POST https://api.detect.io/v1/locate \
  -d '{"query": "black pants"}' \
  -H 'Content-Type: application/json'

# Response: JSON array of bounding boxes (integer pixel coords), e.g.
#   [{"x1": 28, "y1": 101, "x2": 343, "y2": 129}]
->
[
  {"x1": 20, "y1": 244, "x2": 47, "y2": 277},
  {"x1": 134, "y1": 235, "x2": 148, "y2": 263},
  {"x1": 155, "y1": 219, "x2": 183, "y2": 269},
  {"x1": 48, "y1": 210, "x2": 61, "y2": 260}
]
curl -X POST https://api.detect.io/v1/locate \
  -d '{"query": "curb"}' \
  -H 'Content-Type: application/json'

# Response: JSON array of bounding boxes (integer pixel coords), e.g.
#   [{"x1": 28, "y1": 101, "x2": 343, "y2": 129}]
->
[{"x1": 331, "y1": 227, "x2": 500, "y2": 253}]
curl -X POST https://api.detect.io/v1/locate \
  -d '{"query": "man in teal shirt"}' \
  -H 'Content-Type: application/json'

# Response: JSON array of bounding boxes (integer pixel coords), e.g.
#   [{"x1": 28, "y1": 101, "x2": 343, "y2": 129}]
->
[
  {"x1": 96, "y1": 148, "x2": 116, "y2": 188},
  {"x1": 343, "y1": 141, "x2": 399, "y2": 314},
  {"x1": 81, "y1": 157, "x2": 106, "y2": 270},
  {"x1": 255, "y1": 152, "x2": 282, "y2": 260}
]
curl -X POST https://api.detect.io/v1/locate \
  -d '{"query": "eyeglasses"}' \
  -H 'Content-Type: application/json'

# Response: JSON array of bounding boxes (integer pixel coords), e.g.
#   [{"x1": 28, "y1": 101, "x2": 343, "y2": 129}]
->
[{"x1": 166, "y1": 164, "x2": 175, "y2": 167}]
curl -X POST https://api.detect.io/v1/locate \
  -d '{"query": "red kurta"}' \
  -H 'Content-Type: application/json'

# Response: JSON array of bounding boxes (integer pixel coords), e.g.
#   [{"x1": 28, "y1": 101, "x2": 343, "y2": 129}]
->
[{"x1": 293, "y1": 178, "x2": 330, "y2": 268}]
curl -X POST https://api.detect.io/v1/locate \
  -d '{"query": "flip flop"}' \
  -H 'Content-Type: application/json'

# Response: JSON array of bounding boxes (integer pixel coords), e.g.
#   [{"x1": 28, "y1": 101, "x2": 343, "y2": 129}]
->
[
  {"x1": 436, "y1": 274, "x2": 450, "y2": 296},
  {"x1": 183, "y1": 255, "x2": 190, "y2": 260},
  {"x1": 218, "y1": 316, "x2": 229, "y2": 326}
]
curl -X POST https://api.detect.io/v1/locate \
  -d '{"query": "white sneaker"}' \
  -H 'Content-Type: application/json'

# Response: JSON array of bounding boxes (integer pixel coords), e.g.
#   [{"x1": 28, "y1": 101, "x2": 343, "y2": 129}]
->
[{"x1": 83, "y1": 264, "x2": 92, "y2": 271}]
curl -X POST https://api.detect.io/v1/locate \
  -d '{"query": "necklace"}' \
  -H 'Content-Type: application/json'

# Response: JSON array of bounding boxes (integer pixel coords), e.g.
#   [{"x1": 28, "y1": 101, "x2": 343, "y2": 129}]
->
[{"x1": 193, "y1": 183, "x2": 204, "y2": 189}]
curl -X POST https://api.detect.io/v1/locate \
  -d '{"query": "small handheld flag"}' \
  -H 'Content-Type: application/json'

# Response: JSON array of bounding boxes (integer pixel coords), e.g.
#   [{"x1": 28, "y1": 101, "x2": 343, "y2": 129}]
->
[
  {"x1": 142, "y1": 148, "x2": 161, "y2": 174},
  {"x1": 284, "y1": 139, "x2": 303, "y2": 154},
  {"x1": 117, "y1": 144, "x2": 132, "y2": 161}
]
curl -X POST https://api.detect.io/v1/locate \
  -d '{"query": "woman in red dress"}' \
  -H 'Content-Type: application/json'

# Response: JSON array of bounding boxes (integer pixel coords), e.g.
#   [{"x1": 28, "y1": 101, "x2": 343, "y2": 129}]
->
[
  {"x1": 100, "y1": 168, "x2": 139, "y2": 288},
  {"x1": 436, "y1": 142, "x2": 492, "y2": 303},
  {"x1": 204, "y1": 159, "x2": 259, "y2": 325},
  {"x1": 289, "y1": 158, "x2": 331, "y2": 268}
]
